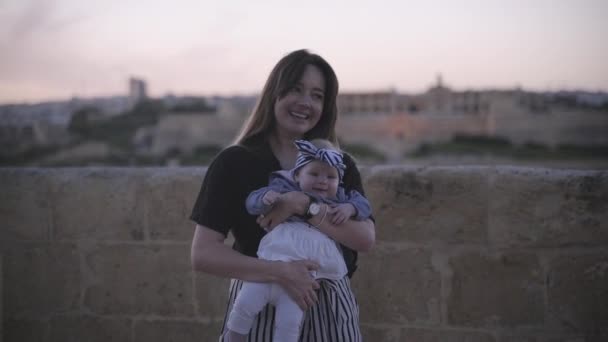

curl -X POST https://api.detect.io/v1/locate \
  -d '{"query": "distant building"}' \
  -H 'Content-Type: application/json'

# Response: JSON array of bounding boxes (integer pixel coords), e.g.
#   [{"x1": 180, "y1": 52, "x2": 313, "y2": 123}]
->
[
  {"x1": 0, "y1": 101, "x2": 74, "y2": 152},
  {"x1": 129, "y1": 77, "x2": 147, "y2": 108},
  {"x1": 338, "y1": 90, "x2": 410, "y2": 114},
  {"x1": 0, "y1": 95, "x2": 131, "y2": 152},
  {"x1": 338, "y1": 75, "x2": 490, "y2": 116}
]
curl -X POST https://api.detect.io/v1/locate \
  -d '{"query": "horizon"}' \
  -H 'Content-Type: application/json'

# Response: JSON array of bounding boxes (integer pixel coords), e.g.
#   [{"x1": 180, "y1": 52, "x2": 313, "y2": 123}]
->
[
  {"x1": 3, "y1": 82, "x2": 608, "y2": 107},
  {"x1": 2, "y1": 0, "x2": 607, "y2": 105}
]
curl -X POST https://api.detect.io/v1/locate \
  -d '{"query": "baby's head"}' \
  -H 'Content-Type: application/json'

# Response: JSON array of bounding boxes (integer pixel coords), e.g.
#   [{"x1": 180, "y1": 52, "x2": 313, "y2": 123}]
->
[{"x1": 292, "y1": 139, "x2": 345, "y2": 199}]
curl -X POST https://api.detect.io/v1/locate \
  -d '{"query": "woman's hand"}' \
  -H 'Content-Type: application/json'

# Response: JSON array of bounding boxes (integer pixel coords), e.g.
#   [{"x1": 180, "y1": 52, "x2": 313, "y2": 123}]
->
[
  {"x1": 275, "y1": 260, "x2": 320, "y2": 310},
  {"x1": 256, "y1": 191, "x2": 309, "y2": 231},
  {"x1": 192, "y1": 225, "x2": 322, "y2": 311}
]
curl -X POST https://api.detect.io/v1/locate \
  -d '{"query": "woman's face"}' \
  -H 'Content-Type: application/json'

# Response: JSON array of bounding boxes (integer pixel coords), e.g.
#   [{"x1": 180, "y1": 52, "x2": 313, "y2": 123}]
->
[{"x1": 273, "y1": 64, "x2": 325, "y2": 139}]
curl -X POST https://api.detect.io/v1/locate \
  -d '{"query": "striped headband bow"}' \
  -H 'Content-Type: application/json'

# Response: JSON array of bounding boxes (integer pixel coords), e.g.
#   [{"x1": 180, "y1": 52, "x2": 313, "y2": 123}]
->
[{"x1": 293, "y1": 140, "x2": 346, "y2": 180}]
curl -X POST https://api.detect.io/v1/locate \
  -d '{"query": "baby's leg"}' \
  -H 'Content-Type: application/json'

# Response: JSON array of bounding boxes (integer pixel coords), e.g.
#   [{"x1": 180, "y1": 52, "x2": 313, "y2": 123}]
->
[
  {"x1": 226, "y1": 282, "x2": 271, "y2": 339},
  {"x1": 272, "y1": 284, "x2": 305, "y2": 342}
]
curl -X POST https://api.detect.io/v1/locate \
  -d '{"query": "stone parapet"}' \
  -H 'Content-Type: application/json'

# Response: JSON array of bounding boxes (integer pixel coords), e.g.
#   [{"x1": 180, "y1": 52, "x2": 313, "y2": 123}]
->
[{"x1": 1, "y1": 166, "x2": 606, "y2": 341}]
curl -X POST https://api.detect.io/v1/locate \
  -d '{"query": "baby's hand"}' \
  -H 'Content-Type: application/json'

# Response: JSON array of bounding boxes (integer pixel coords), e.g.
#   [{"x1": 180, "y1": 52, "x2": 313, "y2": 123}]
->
[
  {"x1": 328, "y1": 203, "x2": 356, "y2": 225},
  {"x1": 262, "y1": 190, "x2": 281, "y2": 206}
]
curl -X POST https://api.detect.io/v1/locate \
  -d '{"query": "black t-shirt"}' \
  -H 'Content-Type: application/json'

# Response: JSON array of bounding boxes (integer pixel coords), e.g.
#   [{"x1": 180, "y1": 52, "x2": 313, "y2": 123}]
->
[{"x1": 190, "y1": 140, "x2": 368, "y2": 277}]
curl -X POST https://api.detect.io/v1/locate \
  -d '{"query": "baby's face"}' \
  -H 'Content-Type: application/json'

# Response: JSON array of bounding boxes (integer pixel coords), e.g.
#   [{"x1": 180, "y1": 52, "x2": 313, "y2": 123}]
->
[{"x1": 295, "y1": 160, "x2": 339, "y2": 199}]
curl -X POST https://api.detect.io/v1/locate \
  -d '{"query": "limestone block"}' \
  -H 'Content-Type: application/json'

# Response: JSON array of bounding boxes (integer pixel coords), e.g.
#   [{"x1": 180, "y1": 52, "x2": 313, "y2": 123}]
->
[
  {"x1": 579, "y1": 334, "x2": 608, "y2": 342},
  {"x1": 143, "y1": 169, "x2": 203, "y2": 241},
  {"x1": 193, "y1": 273, "x2": 230, "y2": 320},
  {"x1": 50, "y1": 168, "x2": 146, "y2": 241},
  {"x1": 134, "y1": 320, "x2": 223, "y2": 342},
  {"x1": 365, "y1": 166, "x2": 488, "y2": 244},
  {"x1": 49, "y1": 316, "x2": 131, "y2": 342},
  {"x1": 489, "y1": 168, "x2": 608, "y2": 248},
  {"x1": 0, "y1": 169, "x2": 51, "y2": 241},
  {"x1": 353, "y1": 246, "x2": 441, "y2": 324},
  {"x1": 3, "y1": 319, "x2": 48, "y2": 342},
  {"x1": 360, "y1": 324, "x2": 400, "y2": 342},
  {"x1": 399, "y1": 327, "x2": 496, "y2": 342},
  {"x1": 447, "y1": 251, "x2": 544, "y2": 327},
  {"x1": 499, "y1": 333, "x2": 589, "y2": 342},
  {"x1": 3, "y1": 242, "x2": 80, "y2": 318},
  {"x1": 84, "y1": 243, "x2": 193, "y2": 316},
  {"x1": 547, "y1": 254, "x2": 608, "y2": 335}
]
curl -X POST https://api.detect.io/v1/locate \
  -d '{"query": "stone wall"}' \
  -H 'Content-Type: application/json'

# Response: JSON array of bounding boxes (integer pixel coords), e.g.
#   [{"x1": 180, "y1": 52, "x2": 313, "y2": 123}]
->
[{"x1": 1, "y1": 166, "x2": 606, "y2": 342}]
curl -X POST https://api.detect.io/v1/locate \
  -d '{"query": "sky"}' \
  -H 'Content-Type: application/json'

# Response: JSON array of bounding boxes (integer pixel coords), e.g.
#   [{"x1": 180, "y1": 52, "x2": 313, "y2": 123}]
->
[{"x1": 1, "y1": 0, "x2": 607, "y2": 104}]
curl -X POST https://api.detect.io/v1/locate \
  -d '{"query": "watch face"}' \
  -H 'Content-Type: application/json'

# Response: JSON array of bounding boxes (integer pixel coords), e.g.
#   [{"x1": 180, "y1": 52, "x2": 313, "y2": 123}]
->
[{"x1": 309, "y1": 202, "x2": 321, "y2": 216}]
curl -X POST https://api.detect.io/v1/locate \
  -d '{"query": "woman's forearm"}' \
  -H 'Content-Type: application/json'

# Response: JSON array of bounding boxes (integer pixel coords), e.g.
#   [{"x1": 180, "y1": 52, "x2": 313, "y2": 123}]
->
[
  {"x1": 311, "y1": 206, "x2": 375, "y2": 252},
  {"x1": 257, "y1": 191, "x2": 375, "y2": 251},
  {"x1": 191, "y1": 225, "x2": 282, "y2": 283},
  {"x1": 283, "y1": 192, "x2": 375, "y2": 252},
  {"x1": 191, "y1": 224, "x2": 321, "y2": 310}
]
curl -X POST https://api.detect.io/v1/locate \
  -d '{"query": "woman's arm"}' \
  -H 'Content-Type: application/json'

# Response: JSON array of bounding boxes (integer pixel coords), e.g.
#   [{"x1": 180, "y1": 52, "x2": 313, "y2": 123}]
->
[
  {"x1": 311, "y1": 204, "x2": 375, "y2": 252},
  {"x1": 257, "y1": 192, "x2": 376, "y2": 252},
  {"x1": 191, "y1": 224, "x2": 320, "y2": 309}
]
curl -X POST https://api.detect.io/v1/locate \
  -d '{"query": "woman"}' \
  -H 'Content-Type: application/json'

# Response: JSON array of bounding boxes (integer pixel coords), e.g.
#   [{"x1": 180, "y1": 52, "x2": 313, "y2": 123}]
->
[{"x1": 190, "y1": 49, "x2": 375, "y2": 341}]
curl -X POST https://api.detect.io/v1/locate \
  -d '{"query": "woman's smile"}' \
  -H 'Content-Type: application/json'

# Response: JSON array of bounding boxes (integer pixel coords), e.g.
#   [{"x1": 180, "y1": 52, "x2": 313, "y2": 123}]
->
[{"x1": 289, "y1": 111, "x2": 310, "y2": 120}]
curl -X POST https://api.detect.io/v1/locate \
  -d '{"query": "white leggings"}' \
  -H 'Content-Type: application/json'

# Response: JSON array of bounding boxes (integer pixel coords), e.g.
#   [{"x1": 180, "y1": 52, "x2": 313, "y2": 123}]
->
[
  {"x1": 227, "y1": 282, "x2": 303, "y2": 342},
  {"x1": 221, "y1": 277, "x2": 361, "y2": 342}
]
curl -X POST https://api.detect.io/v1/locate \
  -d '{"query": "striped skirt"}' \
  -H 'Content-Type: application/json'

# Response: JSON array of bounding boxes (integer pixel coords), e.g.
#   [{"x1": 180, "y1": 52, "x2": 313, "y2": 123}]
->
[{"x1": 219, "y1": 277, "x2": 362, "y2": 341}]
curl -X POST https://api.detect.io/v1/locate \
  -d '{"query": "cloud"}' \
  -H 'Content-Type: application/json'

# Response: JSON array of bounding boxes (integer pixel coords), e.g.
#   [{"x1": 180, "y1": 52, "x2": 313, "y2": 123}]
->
[
  {"x1": 5, "y1": 0, "x2": 94, "y2": 44},
  {"x1": 8, "y1": 0, "x2": 56, "y2": 41}
]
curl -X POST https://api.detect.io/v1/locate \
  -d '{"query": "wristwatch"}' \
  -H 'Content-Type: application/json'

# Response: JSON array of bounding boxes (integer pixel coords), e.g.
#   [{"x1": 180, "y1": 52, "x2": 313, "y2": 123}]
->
[{"x1": 305, "y1": 196, "x2": 321, "y2": 219}]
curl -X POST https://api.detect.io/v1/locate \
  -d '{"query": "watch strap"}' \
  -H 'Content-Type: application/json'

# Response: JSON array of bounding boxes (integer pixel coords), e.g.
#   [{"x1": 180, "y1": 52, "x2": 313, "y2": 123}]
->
[{"x1": 304, "y1": 193, "x2": 316, "y2": 219}]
